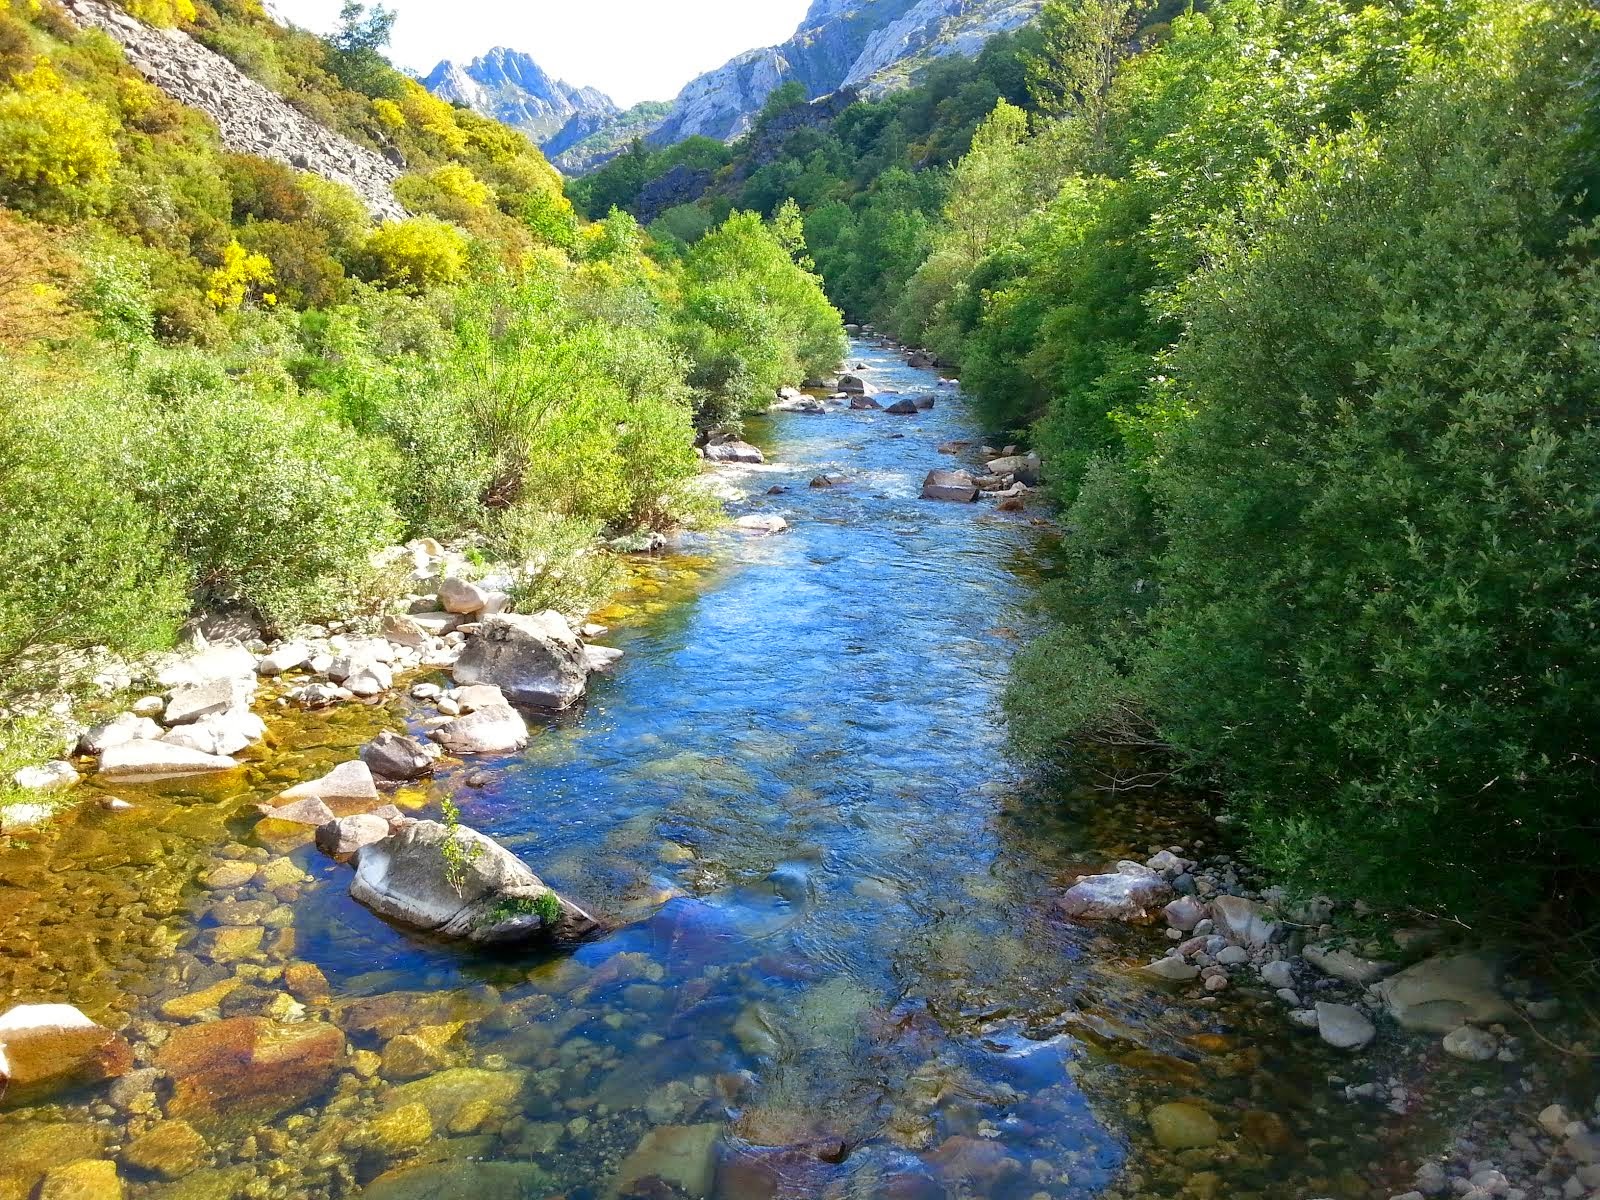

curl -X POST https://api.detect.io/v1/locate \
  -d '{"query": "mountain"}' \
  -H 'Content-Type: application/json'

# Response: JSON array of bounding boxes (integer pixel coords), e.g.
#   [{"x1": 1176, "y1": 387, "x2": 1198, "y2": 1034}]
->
[
  {"x1": 645, "y1": 0, "x2": 1044, "y2": 147},
  {"x1": 423, "y1": 48, "x2": 618, "y2": 147}
]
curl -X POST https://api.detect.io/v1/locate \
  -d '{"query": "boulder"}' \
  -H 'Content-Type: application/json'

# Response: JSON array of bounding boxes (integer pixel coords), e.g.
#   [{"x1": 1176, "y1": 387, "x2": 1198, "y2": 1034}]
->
[
  {"x1": 430, "y1": 705, "x2": 530, "y2": 755},
  {"x1": 0, "y1": 1004, "x2": 132, "y2": 1102},
  {"x1": 849, "y1": 396, "x2": 881, "y2": 410},
  {"x1": 255, "y1": 643, "x2": 310, "y2": 677},
  {"x1": 452, "y1": 612, "x2": 591, "y2": 710},
  {"x1": 907, "y1": 351, "x2": 935, "y2": 368},
  {"x1": 98, "y1": 741, "x2": 238, "y2": 782},
  {"x1": 275, "y1": 761, "x2": 380, "y2": 817},
  {"x1": 986, "y1": 453, "x2": 1041, "y2": 485},
  {"x1": 259, "y1": 796, "x2": 335, "y2": 828},
  {"x1": 614, "y1": 1124, "x2": 723, "y2": 1199},
  {"x1": 921, "y1": 469, "x2": 979, "y2": 502},
  {"x1": 702, "y1": 440, "x2": 765, "y2": 464},
  {"x1": 1163, "y1": 896, "x2": 1206, "y2": 932},
  {"x1": 913, "y1": 394, "x2": 936, "y2": 410},
  {"x1": 1441, "y1": 1025, "x2": 1499, "y2": 1061},
  {"x1": 156, "y1": 644, "x2": 257, "y2": 689},
  {"x1": 734, "y1": 515, "x2": 788, "y2": 535},
  {"x1": 1315, "y1": 1002, "x2": 1376, "y2": 1050},
  {"x1": 164, "y1": 678, "x2": 250, "y2": 726},
  {"x1": 884, "y1": 398, "x2": 919, "y2": 415},
  {"x1": 77, "y1": 714, "x2": 162, "y2": 757},
  {"x1": 349, "y1": 820, "x2": 601, "y2": 945},
  {"x1": 453, "y1": 684, "x2": 507, "y2": 712},
  {"x1": 1211, "y1": 895, "x2": 1280, "y2": 949},
  {"x1": 837, "y1": 374, "x2": 870, "y2": 395},
  {"x1": 360, "y1": 731, "x2": 434, "y2": 782},
  {"x1": 160, "y1": 709, "x2": 265, "y2": 757},
  {"x1": 1148, "y1": 1103, "x2": 1219, "y2": 1150},
  {"x1": 410, "y1": 612, "x2": 466, "y2": 637},
  {"x1": 12, "y1": 761, "x2": 78, "y2": 792},
  {"x1": 122, "y1": 1118, "x2": 207, "y2": 1180},
  {"x1": 1142, "y1": 957, "x2": 1200, "y2": 982},
  {"x1": 584, "y1": 645, "x2": 623, "y2": 674},
  {"x1": 438, "y1": 577, "x2": 487, "y2": 616},
  {"x1": 1059, "y1": 865, "x2": 1173, "y2": 923},
  {"x1": 1304, "y1": 943, "x2": 1396, "y2": 987},
  {"x1": 345, "y1": 661, "x2": 394, "y2": 697},
  {"x1": 1374, "y1": 952, "x2": 1514, "y2": 1033},
  {"x1": 316, "y1": 814, "x2": 393, "y2": 859}
]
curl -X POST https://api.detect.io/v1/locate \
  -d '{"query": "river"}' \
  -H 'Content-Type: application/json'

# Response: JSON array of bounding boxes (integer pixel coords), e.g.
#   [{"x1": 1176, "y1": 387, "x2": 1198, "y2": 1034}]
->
[{"x1": 0, "y1": 340, "x2": 1410, "y2": 1199}]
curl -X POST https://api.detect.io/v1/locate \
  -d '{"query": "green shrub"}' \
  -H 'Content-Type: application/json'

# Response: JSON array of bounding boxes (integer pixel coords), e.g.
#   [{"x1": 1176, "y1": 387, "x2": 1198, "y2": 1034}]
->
[{"x1": 359, "y1": 216, "x2": 468, "y2": 293}]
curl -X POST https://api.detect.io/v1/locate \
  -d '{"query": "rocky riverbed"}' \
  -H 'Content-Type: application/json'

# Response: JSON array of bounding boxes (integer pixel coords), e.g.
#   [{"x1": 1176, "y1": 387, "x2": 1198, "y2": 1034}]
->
[{"x1": 0, "y1": 339, "x2": 1593, "y2": 1200}]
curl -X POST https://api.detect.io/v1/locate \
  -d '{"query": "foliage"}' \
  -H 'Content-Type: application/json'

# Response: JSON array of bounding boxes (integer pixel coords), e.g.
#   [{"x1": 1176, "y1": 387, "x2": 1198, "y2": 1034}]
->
[
  {"x1": 0, "y1": 59, "x2": 118, "y2": 214},
  {"x1": 204, "y1": 239, "x2": 274, "y2": 308},
  {"x1": 359, "y1": 216, "x2": 467, "y2": 292},
  {"x1": 492, "y1": 509, "x2": 623, "y2": 618},
  {"x1": 439, "y1": 797, "x2": 481, "y2": 896},
  {"x1": 124, "y1": 0, "x2": 197, "y2": 27}
]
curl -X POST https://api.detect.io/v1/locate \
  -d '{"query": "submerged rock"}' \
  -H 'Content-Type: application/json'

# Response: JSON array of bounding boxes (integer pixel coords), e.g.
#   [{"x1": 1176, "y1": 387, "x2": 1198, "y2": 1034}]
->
[
  {"x1": 735, "y1": 514, "x2": 789, "y2": 535},
  {"x1": 349, "y1": 820, "x2": 601, "y2": 945},
  {"x1": 0, "y1": 1004, "x2": 132, "y2": 1102},
  {"x1": 157, "y1": 1017, "x2": 345, "y2": 1131},
  {"x1": 1148, "y1": 1102, "x2": 1220, "y2": 1150},
  {"x1": 613, "y1": 1123, "x2": 723, "y2": 1198},
  {"x1": 1315, "y1": 1001, "x2": 1376, "y2": 1050},
  {"x1": 452, "y1": 612, "x2": 591, "y2": 710}
]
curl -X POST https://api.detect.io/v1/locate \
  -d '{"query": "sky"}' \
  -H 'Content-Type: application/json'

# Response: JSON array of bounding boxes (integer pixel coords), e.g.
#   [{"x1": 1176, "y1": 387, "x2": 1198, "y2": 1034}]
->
[{"x1": 269, "y1": 0, "x2": 814, "y2": 107}]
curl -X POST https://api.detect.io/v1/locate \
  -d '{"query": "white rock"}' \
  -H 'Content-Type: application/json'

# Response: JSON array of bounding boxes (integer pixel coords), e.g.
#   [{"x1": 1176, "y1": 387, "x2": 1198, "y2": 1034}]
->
[
  {"x1": 1211, "y1": 895, "x2": 1279, "y2": 948},
  {"x1": 1316, "y1": 1001, "x2": 1376, "y2": 1050},
  {"x1": 584, "y1": 645, "x2": 624, "y2": 674},
  {"x1": 276, "y1": 761, "x2": 379, "y2": 813},
  {"x1": 1374, "y1": 952, "x2": 1514, "y2": 1033},
  {"x1": 130, "y1": 695, "x2": 165, "y2": 717},
  {"x1": 439, "y1": 577, "x2": 488, "y2": 615},
  {"x1": 453, "y1": 612, "x2": 591, "y2": 711},
  {"x1": 256, "y1": 642, "x2": 311, "y2": 676},
  {"x1": 1305, "y1": 942, "x2": 1397, "y2": 987},
  {"x1": 453, "y1": 684, "x2": 507, "y2": 713},
  {"x1": 1260, "y1": 960, "x2": 1295, "y2": 990},
  {"x1": 98, "y1": 740, "x2": 238, "y2": 781},
  {"x1": 161, "y1": 708, "x2": 265, "y2": 757},
  {"x1": 1539, "y1": 1104, "x2": 1573, "y2": 1138},
  {"x1": 734, "y1": 515, "x2": 788, "y2": 535},
  {"x1": 156, "y1": 643, "x2": 257, "y2": 689},
  {"x1": 344, "y1": 662, "x2": 393, "y2": 697},
  {"x1": 430, "y1": 704, "x2": 530, "y2": 755},
  {"x1": 78, "y1": 713, "x2": 163, "y2": 756},
  {"x1": 1142, "y1": 957, "x2": 1200, "y2": 982},
  {"x1": 164, "y1": 677, "x2": 252, "y2": 726},
  {"x1": 1442, "y1": 1025, "x2": 1499, "y2": 1062},
  {"x1": 1216, "y1": 945, "x2": 1250, "y2": 967},
  {"x1": 1059, "y1": 866, "x2": 1172, "y2": 923},
  {"x1": 11, "y1": 761, "x2": 78, "y2": 792}
]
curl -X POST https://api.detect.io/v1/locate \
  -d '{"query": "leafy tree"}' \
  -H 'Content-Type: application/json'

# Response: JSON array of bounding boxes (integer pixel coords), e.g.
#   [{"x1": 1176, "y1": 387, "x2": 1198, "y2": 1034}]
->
[{"x1": 325, "y1": 0, "x2": 397, "y2": 96}]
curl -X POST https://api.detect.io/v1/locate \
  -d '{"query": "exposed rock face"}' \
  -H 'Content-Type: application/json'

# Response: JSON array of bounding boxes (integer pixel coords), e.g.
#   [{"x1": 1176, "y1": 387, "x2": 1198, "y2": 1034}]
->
[
  {"x1": 349, "y1": 820, "x2": 601, "y2": 945},
  {"x1": 60, "y1": 0, "x2": 404, "y2": 219},
  {"x1": 452, "y1": 612, "x2": 591, "y2": 710},
  {"x1": 424, "y1": 48, "x2": 618, "y2": 145}
]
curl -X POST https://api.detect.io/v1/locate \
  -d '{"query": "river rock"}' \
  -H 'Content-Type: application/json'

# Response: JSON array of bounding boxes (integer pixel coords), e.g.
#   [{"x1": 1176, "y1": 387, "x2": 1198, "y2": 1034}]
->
[
  {"x1": 837, "y1": 374, "x2": 870, "y2": 395},
  {"x1": 363, "y1": 1162, "x2": 549, "y2": 1200},
  {"x1": 77, "y1": 714, "x2": 163, "y2": 757},
  {"x1": 255, "y1": 642, "x2": 311, "y2": 676},
  {"x1": 1148, "y1": 1102, "x2": 1219, "y2": 1150},
  {"x1": 703, "y1": 440, "x2": 765, "y2": 464},
  {"x1": 98, "y1": 740, "x2": 238, "y2": 782},
  {"x1": 157, "y1": 643, "x2": 257, "y2": 689},
  {"x1": 1142, "y1": 957, "x2": 1200, "y2": 982},
  {"x1": 161, "y1": 708, "x2": 265, "y2": 757},
  {"x1": 158, "y1": 1018, "x2": 345, "y2": 1132},
  {"x1": 122, "y1": 1119, "x2": 207, "y2": 1179},
  {"x1": 0, "y1": 1004, "x2": 132, "y2": 1101},
  {"x1": 1441, "y1": 1025, "x2": 1499, "y2": 1061},
  {"x1": 1303, "y1": 942, "x2": 1396, "y2": 987},
  {"x1": 349, "y1": 820, "x2": 601, "y2": 945},
  {"x1": 360, "y1": 731, "x2": 434, "y2": 782},
  {"x1": 453, "y1": 612, "x2": 590, "y2": 710},
  {"x1": 410, "y1": 611, "x2": 466, "y2": 637},
  {"x1": 913, "y1": 394, "x2": 935, "y2": 410},
  {"x1": 1373, "y1": 952, "x2": 1514, "y2": 1033},
  {"x1": 276, "y1": 761, "x2": 380, "y2": 816},
  {"x1": 345, "y1": 660, "x2": 394, "y2": 697},
  {"x1": 12, "y1": 761, "x2": 79, "y2": 792},
  {"x1": 380, "y1": 1066, "x2": 526, "y2": 1129},
  {"x1": 1315, "y1": 1001, "x2": 1376, "y2": 1050},
  {"x1": 614, "y1": 1123, "x2": 722, "y2": 1198},
  {"x1": 454, "y1": 683, "x2": 507, "y2": 712},
  {"x1": 1260, "y1": 960, "x2": 1295, "y2": 990},
  {"x1": 1164, "y1": 896, "x2": 1206, "y2": 932},
  {"x1": 164, "y1": 678, "x2": 251, "y2": 726},
  {"x1": 430, "y1": 705, "x2": 530, "y2": 754},
  {"x1": 1060, "y1": 864, "x2": 1173, "y2": 923},
  {"x1": 734, "y1": 514, "x2": 788, "y2": 535},
  {"x1": 37, "y1": 1159, "x2": 122, "y2": 1199},
  {"x1": 438, "y1": 577, "x2": 488, "y2": 615},
  {"x1": 316, "y1": 814, "x2": 394, "y2": 858},
  {"x1": 849, "y1": 395, "x2": 881, "y2": 410},
  {"x1": 1211, "y1": 895, "x2": 1280, "y2": 948},
  {"x1": 921, "y1": 470, "x2": 979, "y2": 503},
  {"x1": 884, "y1": 397, "x2": 919, "y2": 415},
  {"x1": 584, "y1": 645, "x2": 624, "y2": 674}
]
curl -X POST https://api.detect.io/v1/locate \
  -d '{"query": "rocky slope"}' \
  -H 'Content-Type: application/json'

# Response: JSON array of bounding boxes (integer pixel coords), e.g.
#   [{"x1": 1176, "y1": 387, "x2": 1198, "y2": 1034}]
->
[
  {"x1": 648, "y1": 0, "x2": 1044, "y2": 146},
  {"x1": 61, "y1": 0, "x2": 405, "y2": 220},
  {"x1": 423, "y1": 48, "x2": 618, "y2": 149}
]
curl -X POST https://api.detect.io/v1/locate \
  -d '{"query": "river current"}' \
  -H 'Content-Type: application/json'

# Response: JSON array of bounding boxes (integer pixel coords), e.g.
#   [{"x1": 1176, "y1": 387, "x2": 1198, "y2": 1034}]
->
[{"x1": 0, "y1": 340, "x2": 1412, "y2": 1199}]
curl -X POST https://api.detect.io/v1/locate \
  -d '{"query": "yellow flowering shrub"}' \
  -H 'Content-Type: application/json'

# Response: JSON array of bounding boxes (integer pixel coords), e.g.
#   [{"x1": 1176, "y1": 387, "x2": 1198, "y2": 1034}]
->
[
  {"x1": 0, "y1": 60, "x2": 119, "y2": 212},
  {"x1": 360, "y1": 216, "x2": 466, "y2": 293},
  {"x1": 429, "y1": 164, "x2": 492, "y2": 208},
  {"x1": 371, "y1": 97, "x2": 404, "y2": 131},
  {"x1": 124, "y1": 0, "x2": 197, "y2": 27},
  {"x1": 205, "y1": 240, "x2": 274, "y2": 309},
  {"x1": 397, "y1": 80, "x2": 466, "y2": 155}
]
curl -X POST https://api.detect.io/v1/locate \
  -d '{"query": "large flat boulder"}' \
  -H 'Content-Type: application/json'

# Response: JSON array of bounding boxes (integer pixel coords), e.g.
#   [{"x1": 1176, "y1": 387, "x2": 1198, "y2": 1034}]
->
[
  {"x1": 98, "y1": 741, "x2": 238, "y2": 782},
  {"x1": 1373, "y1": 951, "x2": 1514, "y2": 1033},
  {"x1": 922, "y1": 470, "x2": 978, "y2": 503},
  {"x1": 157, "y1": 1017, "x2": 344, "y2": 1132},
  {"x1": 274, "y1": 761, "x2": 380, "y2": 817},
  {"x1": 430, "y1": 705, "x2": 529, "y2": 755},
  {"x1": 350, "y1": 820, "x2": 601, "y2": 946},
  {"x1": 1058, "y1": 864, "x2": 1173, "y2": 923},
  {"x1": 702, "y1": 440, "x2": 765, "y2": 464},
  {"x1": 0, "y1": 1004, "x2": 132, "y2": 1102},
  {"x1": 452, "y1": 612, "x2": 591, "y2": 710}
]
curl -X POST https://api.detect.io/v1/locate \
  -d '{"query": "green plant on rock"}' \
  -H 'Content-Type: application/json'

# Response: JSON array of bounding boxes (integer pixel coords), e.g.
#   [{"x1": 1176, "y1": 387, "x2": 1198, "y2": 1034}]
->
[
  {"x1": 485, "y1": 891, "x2": 563, "y2": 928},
  {"x1": 439, "y1": 797, "x2": 481, "y2": 896}
]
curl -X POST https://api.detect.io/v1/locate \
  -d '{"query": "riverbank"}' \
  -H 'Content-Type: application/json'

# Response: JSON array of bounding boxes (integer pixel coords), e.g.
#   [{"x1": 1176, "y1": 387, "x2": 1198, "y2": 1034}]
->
[{"x1": 0, "y1": 337, "x2": 1593, "y2": 1200}]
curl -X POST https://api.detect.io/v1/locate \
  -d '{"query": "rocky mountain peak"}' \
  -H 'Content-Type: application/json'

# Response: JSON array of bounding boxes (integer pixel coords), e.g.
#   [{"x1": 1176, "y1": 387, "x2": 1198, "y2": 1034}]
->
[{"x1": 423, "y1": 47, "x2": 618, "y2": 147}]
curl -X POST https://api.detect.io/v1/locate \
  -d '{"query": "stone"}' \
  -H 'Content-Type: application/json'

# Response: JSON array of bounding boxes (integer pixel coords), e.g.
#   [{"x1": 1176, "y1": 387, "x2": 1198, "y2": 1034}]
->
[
  {"x1": 255, "y1": 643, "x2": 311, "y2": 677},
  {"x1": 1164, "y1": 896, "x2": 1206, "y2": 932},
  {"x1": 702, "y1": 440, "x2": 765, "y2": 464},
  {"x1": 37, "y1": 1160, "x2": 122, "y2": 1200},
  {"x1": 1059, "y1": 865, "x2": 1173, "y2": 923},
  {"x1": 360, "y1": 731, "x2": 434, "y2": 782},
  {"x1": 1442, "y1": 1025, "x2": 1499, "y2": 1061},
  {"x1": 614, "y1": 1124, "x2": 722, "y2": 1198},
  {"x1": 165, "y1": 678, "x2": 250, "y2": 726},
  {"x1": 849, "y1": 395, "x2": 881, "y2": 410},
  {"x1": 837, "y1": 374, "x2": 870, "y2": 395},
  {"x1": 584, "y1": 645, "x2": 624, "y2": 674},
  {"x1": 161, "y1": 708, "x2": 265, "y2": 757},
  {"x1": 346, "y1": 662, "x2": 394, "y2": 697},
  {"x1": 1142, "y1": 957, "x2": 1200, "y2": 982},
  {"x1": 77, "y1": 714, "x2": 163, "y2": 757},
  {"x1": 438, "y1": 577, "x2": 488, "y2": 615},
  {"x1": 202, "y1": 860, "x2": 257, "y2": 889},
  {"x1": 366, "y1": 1102, "x2": 433, "y2": 1157},
  {"x1": 283, "y1": 963, "x2": 329, "y2": 1006},
  {"x1": 1215, "y1": 945, "x2": 1250, "y2": 966},
  {"x1": 381, "y1": 614, "x2": 431, "y2": 649},
  {"x1": 131, "y1": 695, "x2": 165, "y2": 717},
  {"x1": 381, "y1": 1067, "x2": 526, "y2": 1129},
  {"x1": 453, "y1": 683, "x2": 507, "y2": 711},
  {"x1": 1148, "y1": 1102, "x2": 1220, "y2": 1150},
  {"x1": 161, "y1": 979, "x2": 241, "y2": 1021},
  {"x1": 430, "y1": 705, "x2": 530, "y2": 755},
  {"x1": 1211, "y1": 895, "x2": 1280, "y2": 948},
  {"x1": 1316, "y1": 1001, "x2": 1376, "y2": 1050},
  {"x1": 734, "y1": 514, "x2": 788, "y2": 535},
  {"x1": 0, "y1": 1004, "x2": 131, "y2": 1101},
  {"x1": 201, "y1": 926, "x2": 264, "y2": 963},
  {"x1": 12, "y1": 761, "x2": 78, "y2": 792},
  {"x1": 452, "y1": 612, "x2": 591, "y2": 710},
  {"x1": 913, "y1": 394, "x2": 936, "y2": 410},
  {"x1": 411, "y1": 612, "x2": 466, "y2": 637},
  {"x1": 1304, "y1": 942, "x2": 1397, "y2": 987},
  {"x1": 122, "y1": 1120, "x2": 206, "y2": 1180},
  {"x1": 316, "y1": 813, "x2": 392, "y2": 858},
  {"x1": 363, "y1": 1163, "x2": 550, "y2": 1200},
  {"x1": 921, "y1": 469, "x2": 979, "y2": 503},
  {"x1": 275, "y1": 761, "x2": 379, "y2": 816},
  {"x1": 156, "y1": 644, "x2": 257, "y2": 689},
  {"x1": 350, "y1": 819, "x2": 601, "y2": 945},
  {"x1": 1539, "y1": 1104, "x2": 1573, "y2": 1138},
  {"x1": 260, "y1": 797, "x2": 336, "y2": 828},
  {"x1": 1260, "y1": 960, "x2": 1295, "y2": 990},
  {"x1": 97, "y1": 740, "x2": 238, "y2": 782},
  {"x1": 1374, "y1": 952, "x2": 1514, "y2": 1033},
  {"x1": 884, "y1": 397, "x2": 919, "y2": 415},
  {"x1": 157, "y1": 1017, "x2": 345, "y2": 1131}
]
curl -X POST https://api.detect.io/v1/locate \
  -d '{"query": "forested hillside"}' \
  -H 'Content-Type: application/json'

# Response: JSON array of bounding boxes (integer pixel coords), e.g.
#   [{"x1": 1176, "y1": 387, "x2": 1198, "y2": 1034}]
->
[
  {"x1": 597, "y1": 0, "x2": 1600, "y2": 927},
  {"x1": 0, "y1": 0, "x2": 841, "y2": 760}
]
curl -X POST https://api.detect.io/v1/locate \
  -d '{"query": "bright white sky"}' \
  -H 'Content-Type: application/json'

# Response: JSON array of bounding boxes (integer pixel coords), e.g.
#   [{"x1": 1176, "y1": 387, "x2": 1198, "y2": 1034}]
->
[{"x1": 269, "y1": 0, "x2": 813, "y2": 107}]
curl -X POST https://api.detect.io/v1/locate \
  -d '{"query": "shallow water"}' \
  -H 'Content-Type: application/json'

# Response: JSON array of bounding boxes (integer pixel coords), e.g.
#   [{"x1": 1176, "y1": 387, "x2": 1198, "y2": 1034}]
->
[{"x1": 0, "y1": 341, "x2": 1419, "y2": 1199}]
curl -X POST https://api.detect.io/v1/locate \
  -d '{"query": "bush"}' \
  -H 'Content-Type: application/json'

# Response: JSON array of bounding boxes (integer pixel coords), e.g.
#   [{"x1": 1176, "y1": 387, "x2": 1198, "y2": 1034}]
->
[
  {"x1": 0, "y1": 60, "x2": 118, "y2": 214},
  {"x1": 491, "y1": 508, "x2": 622, "y2": 617},
  {"x1": 359, "y1": 216, "x2": 467, "y2": 293}
]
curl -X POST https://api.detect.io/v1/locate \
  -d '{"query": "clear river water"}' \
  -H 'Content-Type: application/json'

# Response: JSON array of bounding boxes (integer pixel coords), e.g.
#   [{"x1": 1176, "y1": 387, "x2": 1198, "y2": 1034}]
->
[{"x1": 0, "y1": 341, "x2": 1423, "y2": 1200}]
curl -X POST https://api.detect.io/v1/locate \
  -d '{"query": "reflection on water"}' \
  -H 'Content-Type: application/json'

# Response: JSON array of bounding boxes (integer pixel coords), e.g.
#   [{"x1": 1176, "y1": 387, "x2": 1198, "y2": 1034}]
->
[{"x1": 0, "y1": 342, "x2": 1409, "y2": 1199}]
